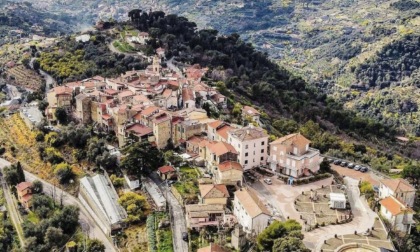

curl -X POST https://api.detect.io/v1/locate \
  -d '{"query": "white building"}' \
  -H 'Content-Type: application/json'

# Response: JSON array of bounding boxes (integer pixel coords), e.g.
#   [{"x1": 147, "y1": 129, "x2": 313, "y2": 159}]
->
[
  {"x1": 380, "y1": 196, "x2": 415, "y2": 234},
  {"x1": 379, "y1": 178, "x2": 416, "y2": 208},
  {"x1": 329, "y1": 193, "x2": 346, "y2": 209},
  {"x1": 228, "y1": 126, "x2": 268, "y2": 170},
  {"x1": 233, "y1": 188, "x2": 272, "y2": 235}
]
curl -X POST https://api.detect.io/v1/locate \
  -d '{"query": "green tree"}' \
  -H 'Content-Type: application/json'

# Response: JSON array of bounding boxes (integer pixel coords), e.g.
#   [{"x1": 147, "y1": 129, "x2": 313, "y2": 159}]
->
[
  {"x1": 32, "y1": 180, "x2": 43, "y2": 194},
  {"x1": 272, "y1": 236, "x2": 310, "y2": 252},
  {"x1": 32, "y1": 194, "x2": 54, "y2": 218},
  {"x1": 4, "y1": 166, "x2": 19, "y2": 186},
  {"x1": 53, "y1": 163, "x2": 74, "y2": 184},
  {"x1": 86, "y1": 238, "x2": 105, "y2": 252},
  {"x1": 402, "y1": 164, "x2": 420, "y2": 185},
  {"x1": 256, "y1": 220, "x2": 302, "y2": 251},
  {"x1": 54, "y1": 107, "x2": 68, "y2": 124},
  {"x1": 50, "y1": 205, "x2": 79, "y2": 234},
  {"x1": 16, "y1": 162, "x2": 25, "y2": 183},
  {"x1": 121, "y1": 142, "x2": 164, "y2": 177},
  {"x1": 319, "y1": 159, "x2": 331, "y2": 173},
  {"x1": 44, "y1": 227, "x2": 66, "y2": 250},
  {"x1": 118, "y1": 192, "x2": 148, "y2": 223},
  {"x1": 110, "y1": 175, "x2": 125, "y2": 188}
]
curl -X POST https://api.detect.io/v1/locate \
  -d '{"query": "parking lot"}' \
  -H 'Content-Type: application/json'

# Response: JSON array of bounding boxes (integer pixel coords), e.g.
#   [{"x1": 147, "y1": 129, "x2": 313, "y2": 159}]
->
[{"x1": 331, "y1": 164, "x2": 382, "y2": 186}]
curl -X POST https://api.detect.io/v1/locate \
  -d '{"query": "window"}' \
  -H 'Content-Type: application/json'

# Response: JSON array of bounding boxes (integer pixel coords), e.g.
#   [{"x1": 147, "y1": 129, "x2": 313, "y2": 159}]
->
[
  {"x1": 245, "y1": 160, "x2": 248, "y2": 164},
  {"x1": 245, "y1": 145, "x2": 248, "y2": 149},
  {"x1": 245, "y1": 153, "x2": 248, "y2": 157},
  {"x1": 261, "y1": 149, "x2": 265, "y2": 153},
  {"x1": 261, "y1": 157, "x2": 264, "y2": 161},
  {"x1": 261, "y1": 141, "x2": 265, "y2": 145}
]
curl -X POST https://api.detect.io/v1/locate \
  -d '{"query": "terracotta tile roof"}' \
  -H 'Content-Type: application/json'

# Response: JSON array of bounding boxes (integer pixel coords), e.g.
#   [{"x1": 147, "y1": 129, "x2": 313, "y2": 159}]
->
[
  {"x1": 104, "y1": 89, "x2": 119, "y2": 95},
  {"x1": 118, "y1": 90, "x2": 134, "y2": 99},
  {"x1": 187, "y1": 136, "x2": 205, "y2": 145},
  {"x1": 64, "y1": 81, "x2": 82, "y2": 88},
  {"x1": 158, "y1": 165, "x2": 175, "y2": 174},
  {"x1": 199, "y1": 184, "x2": 229, "y2": 199},
  {"x1": 218, "y1": 161, "x2": 243, "y2": 172},
  {"x1": 21, "y1": 194, "x2": 32, "y2": 202},
  {"x1": 216, "y1": 125, "x2": 233, "y2": 141},
  {"x1": 242, "y1": 106, "x2": 260, "y2": 116},
  {"x1": 92, "y1": 76, "x2": 105, "y2": 82},
  {"x1": 162, "y1": 89, "x2": 173, "y2": 98},
  {"x1": 83, "y1": 82, "x2": 95, "y2": 88},
  {"x1": 380, "y1": 196, "x2": 415, "y2": 216},
  {"x1": 102, "y1": 114, "x2": 112, "y2": 120},
  {"x1": 271, "y1": 133, "x2": 311, "y2": 150},
  {"x1": 16, "y1": 181, "x2": 32, "y2": 192},
  {"x1": 133, "y1": 94, "x2": 151, "y2": 103},
  {"x1": 207, "y1": 142, "x2": 238, "y2": 156},
  {"x1": 152, "y1": 113, "x2": 170, "y2": 124},
  {"x1": 197, "y1": 244, "x2": 228, "y2": 252},
  {"x1": 208, "y1": 120, "x2": 224, "y2": 129},
  {"x1": 182, "y1": 88, "x2": 194, "y2": 101},
  {"x1": 51, "y1": 86, "x2": 72, "y2": 96},
  {"x1": 126, "y1": 124, "x2": 153, "y2": 137},
  {"x1": 380, "y1": 178, "x2": 415, "y2": 192},
  {"x1": 141, "y1": 106, "x2": 159, "y2": 116},
  {"x1": 229, "y1": 126, "x2": 268, "y2": 141},
  {"x1": 234, "y1": 188, "x2": 271, "y2": 218}
]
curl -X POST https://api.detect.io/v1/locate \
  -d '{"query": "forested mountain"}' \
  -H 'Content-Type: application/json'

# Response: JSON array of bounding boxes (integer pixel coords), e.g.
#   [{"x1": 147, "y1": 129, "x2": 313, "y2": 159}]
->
[{"x1": 0, "y1": 2, "x2": 79, "y2": 45}]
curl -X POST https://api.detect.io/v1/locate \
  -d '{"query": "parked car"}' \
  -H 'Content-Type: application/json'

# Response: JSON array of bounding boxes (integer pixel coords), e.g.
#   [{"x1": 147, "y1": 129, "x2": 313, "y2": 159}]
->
[
  {"x1": 182, "y1": 232, "x2": 188, "y2": 241},
  {"x1": 348, "y1": 163, "x2": 355, "y2": 168},
  {"x1": 360, "y1": 167, "x2": 369, "y2": 173},
  {"x1": 333, "y1": 160, "x2": 341, "y2": 165},
  {"x1": 354, "y1": 165, "x2": 361, "y2": 171},
  {"x1": 328, "y1": 158, "x2": 334, "y2": 163},
  {"x1": 340, "y1": 161, "x2": 347, "y2": 167},
  {"x1": 264, "y1": 178, "x2": 272, "y2": 185}
]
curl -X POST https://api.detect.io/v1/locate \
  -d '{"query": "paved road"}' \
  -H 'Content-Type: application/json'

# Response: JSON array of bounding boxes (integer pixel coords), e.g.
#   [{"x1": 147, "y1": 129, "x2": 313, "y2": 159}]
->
[
  {"x1": 150, "y1": 173, "x2": 189, "y2": 252},
  {"x1": 303, "y1": 177, "x2": 377, "y2": 251},
  {"x1": 0, "y1": 158, "x2": 116, "y2": 252},
  {"x1": 0, "y1": 176, "x2": 25, "y2": 247}
]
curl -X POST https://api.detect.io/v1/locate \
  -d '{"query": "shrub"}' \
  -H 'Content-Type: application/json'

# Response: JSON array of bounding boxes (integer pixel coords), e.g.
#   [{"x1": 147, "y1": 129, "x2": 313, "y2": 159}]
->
[{"x1": 53, "y1": 163, "x2": 74, "y2": 184}]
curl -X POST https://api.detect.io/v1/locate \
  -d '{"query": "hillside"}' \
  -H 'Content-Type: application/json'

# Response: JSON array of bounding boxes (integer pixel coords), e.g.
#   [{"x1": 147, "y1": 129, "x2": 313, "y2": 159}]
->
[
  {"x1": 8, "y1": 0, "x2": 420, "y2": 136},
  {"x1": 0, "y1": 2, "x2": 81, "y2": 46}
]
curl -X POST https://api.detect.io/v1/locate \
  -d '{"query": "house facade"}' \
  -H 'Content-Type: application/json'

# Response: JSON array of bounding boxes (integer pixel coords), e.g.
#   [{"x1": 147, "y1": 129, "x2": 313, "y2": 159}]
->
[
  {"x1": 16, "y1": 181, "x2": 32, "y2": 209},
  {"x1": 233, "y1": 188, "x2": 271, "y2": 235},
  {"x1": 380, "y1": 196, "x2": 415, "y2": 233},
  {"x1": 227, "y1": 126, "x2": 268, "y2": 170},
  {"x1": 199, "y1": 184, "x2": 229, "y2": 205},
  {"x1": 75, "y1": 93, "x2": 92, "y2": 124},
  {"x1": 268, "y1": 133, "x2": 321, "y2": 178},
  {"x1": 157, "y1": 165, "x2": 177, "y2": 180},
  {"x1": 379, "y1": 178, "x2": 416, "y2": 208},
  {"x1": 215, "y1": 161, "x2": 243, "y2": 186},
  {"x1": 185, "y1": 204, "x2": 225, "y2": 230}
]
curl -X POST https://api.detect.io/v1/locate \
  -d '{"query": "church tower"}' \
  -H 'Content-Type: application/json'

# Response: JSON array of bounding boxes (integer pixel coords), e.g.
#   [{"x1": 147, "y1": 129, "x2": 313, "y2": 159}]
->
[{"x1": 153, "y1": 55, "x2": 160, "y2": 74}]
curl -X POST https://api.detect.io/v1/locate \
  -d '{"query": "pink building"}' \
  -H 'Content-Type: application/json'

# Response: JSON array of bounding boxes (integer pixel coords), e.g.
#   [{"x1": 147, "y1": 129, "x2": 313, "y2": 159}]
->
[{"x1": 268, "y1": 133, "x2": 321, "y2": 178}]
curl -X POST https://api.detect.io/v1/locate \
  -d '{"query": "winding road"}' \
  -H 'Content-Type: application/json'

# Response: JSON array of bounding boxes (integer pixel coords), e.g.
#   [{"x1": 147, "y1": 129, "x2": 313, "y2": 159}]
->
[{"x1": 0, "y1": 158, "x2": 116, "y2": 252}]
